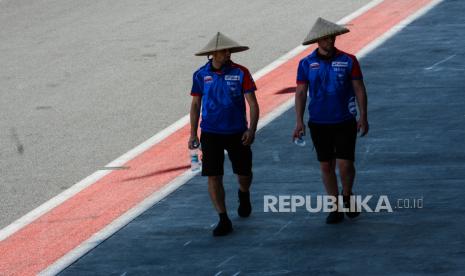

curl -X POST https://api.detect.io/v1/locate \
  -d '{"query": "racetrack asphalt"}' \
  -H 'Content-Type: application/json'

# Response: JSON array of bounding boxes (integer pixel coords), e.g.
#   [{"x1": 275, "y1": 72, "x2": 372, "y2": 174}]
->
[
  {"x1": 0, "y1": 0, "x2": 371, "y2": 230},
  {"x1": 59, "y1": 0, "x2": 465, "y2": 275}
]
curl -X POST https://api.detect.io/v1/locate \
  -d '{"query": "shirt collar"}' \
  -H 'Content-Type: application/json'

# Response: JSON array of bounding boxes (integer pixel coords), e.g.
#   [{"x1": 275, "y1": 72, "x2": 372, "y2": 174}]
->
[
  {"x1": 207, "y1": 60, "x2": 232, "y2": 74},
  {"x1": 312, "y1": 48, "x2": 342, "y2": 61}
]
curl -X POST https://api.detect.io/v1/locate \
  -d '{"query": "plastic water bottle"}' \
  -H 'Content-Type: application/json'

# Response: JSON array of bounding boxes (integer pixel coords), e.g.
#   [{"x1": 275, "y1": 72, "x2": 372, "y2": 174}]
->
[
  {"x1": 294, "y1": 133, "x2": 306, "y2": 147},
  {"x1": 190, "y1": 142, "x2": 201, "y2": 172}
]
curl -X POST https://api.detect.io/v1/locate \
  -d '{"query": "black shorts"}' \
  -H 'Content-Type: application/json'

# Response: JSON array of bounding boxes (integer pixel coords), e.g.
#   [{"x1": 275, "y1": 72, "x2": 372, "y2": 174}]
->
[
  {"x1": 308, "y1": 119, "x2": 357, "y2": 162},
  {"x1": 200, "y1": 131, "x2": 252, "y2": 176}
]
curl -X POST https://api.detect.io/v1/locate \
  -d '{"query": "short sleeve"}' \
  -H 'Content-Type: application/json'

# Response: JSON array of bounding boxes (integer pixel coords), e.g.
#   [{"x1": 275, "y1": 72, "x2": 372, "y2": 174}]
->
[
  {"x1": 191, "y1": 72, "x2": 202, "y2": 96},
  {"x1": 242, "y1": 68, "x2": 257, "y2": 94},
  {"x1": 296, "y1": 59, "x2": 309, "y2": 85},
  {"x1": 350, "y1": 56, "x2": 363, "y2": 80}
]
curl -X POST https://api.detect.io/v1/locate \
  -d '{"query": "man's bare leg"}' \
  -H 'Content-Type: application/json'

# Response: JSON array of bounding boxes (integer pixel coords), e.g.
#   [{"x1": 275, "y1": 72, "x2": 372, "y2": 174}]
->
[
  {"x1": 337, "y1": 159, "x2": 355, "y2": 197},
  {"x1": 337, "y1": 159, "x2": 360, "y2": 217},
  {"x1": 320, "y1": 160, "x2": 338, "y2": 196},
  {"x1": 208, "y1": 176, "x2": 226, "y2": 213},
  {"x1": 208, "y1": 176, "x2": 232, "y2": 236},
  {"x1": 320, "y1": 159, "x2": 344, "y2": 223}
]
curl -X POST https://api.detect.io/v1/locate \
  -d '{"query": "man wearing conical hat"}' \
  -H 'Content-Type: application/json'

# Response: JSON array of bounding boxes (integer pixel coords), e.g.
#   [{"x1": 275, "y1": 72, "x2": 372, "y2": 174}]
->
[
  {"x1": 293, "y1": 18, "x2": 369, "y2": 224},
  {"x1": 189, "y1": 32, "x2": 260, "y2": 236}
]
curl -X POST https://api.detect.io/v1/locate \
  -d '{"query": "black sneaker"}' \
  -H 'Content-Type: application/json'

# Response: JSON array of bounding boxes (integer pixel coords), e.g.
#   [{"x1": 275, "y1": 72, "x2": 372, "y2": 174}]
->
[
  {"x1": 326, "y1": 210, "x2": 344, "y2": 224},
  {"x1": 213, "y1": 219, "x2": 233, "y2": 236},
  {"x1": 237, "y1": 190, "x2": 252, "y2": 218},
  {"x1": 343, "y1": 193, "x2": 360, "y2": 219}
]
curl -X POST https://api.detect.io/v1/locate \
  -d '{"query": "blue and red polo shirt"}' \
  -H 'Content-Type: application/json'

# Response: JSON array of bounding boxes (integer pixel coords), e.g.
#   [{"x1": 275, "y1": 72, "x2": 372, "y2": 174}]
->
[
  {"x1": 191, "y1": 60, "x2": 257, "y2": 134},
  {"x1": 297, "y1": 48, "x2": 363, "y2": 124}
]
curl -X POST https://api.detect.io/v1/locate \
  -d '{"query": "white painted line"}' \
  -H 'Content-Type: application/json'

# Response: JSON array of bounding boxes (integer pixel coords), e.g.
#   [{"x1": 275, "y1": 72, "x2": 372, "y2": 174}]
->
[
  {"x1": 275, "y1": 221, "x2": 292, "y2": 235},
  {"x1": 338, "y1": 0, "x2": 384, "y2": 24},
  {"x1": 232, "y1": 272, "x2": 241, "y2": 276},
  {"x1": 217, "y1": 255, "x2": 236, "y2": 268},
  {"x1": 0, "y1": 169, "x2": 111, "y2": 242},
  {"x1": 183, "y1": 240, "x2": 192, "y2": 247},
  {"x1": 0, "y1": 114, "x2": 190, "y2": 243},
  {"x1": 39, "y1": 169, "x2": 197, "y2": 276},
  {"x1": 36, "y1": 4, "x2": 391, "y2": 275},
  {"x1": 425, "y1": 54, "x2": 456, "y2": 70},
  {"x1": 253, "y1": 45, "x2": 308, "y2": 80},
  {"x1": 356, "y1": 0, "x2": 445, "y2": 59},
  {"x1": 0, "y1": 0, "x2": 384, "y2": 244},
  {"x1": 251, "y1": 0, "x2": 385, "y2": 81},
  {"x1": 256, "y1": 97, "x2": 295, "y2": 132},
  {"x1": 12, "y1": 0, "x2": 445, "y2": 274}
]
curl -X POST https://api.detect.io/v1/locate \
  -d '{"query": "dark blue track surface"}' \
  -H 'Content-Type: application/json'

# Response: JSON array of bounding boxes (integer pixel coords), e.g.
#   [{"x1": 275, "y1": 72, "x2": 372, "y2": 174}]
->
[{"x1": 61, "y1": 1, "x2": 465, "y2": 275}]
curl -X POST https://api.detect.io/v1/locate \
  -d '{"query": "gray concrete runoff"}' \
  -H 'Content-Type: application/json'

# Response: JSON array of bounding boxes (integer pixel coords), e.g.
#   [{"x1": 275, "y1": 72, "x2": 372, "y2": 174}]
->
[
  {"x1": 0, "y1": 0, "x2": 371, "y2": 230},
  {"x1": 61, "y1": 1, "x2": 465, "y2": 275}
]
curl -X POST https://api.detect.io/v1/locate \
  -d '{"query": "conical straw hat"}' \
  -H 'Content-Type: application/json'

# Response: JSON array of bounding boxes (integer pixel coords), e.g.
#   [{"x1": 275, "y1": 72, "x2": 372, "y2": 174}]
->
[
  {"x1": 302, "y1": 17, "x2": 349, "y2": 45},
  {"x1": 195, "y1": 32, "x2": 249, "y2": 56}
]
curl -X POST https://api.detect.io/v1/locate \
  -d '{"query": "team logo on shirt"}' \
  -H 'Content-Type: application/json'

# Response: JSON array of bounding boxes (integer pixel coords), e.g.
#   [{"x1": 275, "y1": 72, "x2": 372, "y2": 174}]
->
[
  {"x1": 204, "y1": 76, "x2": 213, "y2": 83},
  {"x1": 348, "y1": 97, "x2": 357, "y2": 115},
  {"x1": 227, "y1": 81, "x2": 237, "y2": 89},
  {"x1": 225, "y1": 75, "x2": 240, "y2": 81},
  {"x1": 310, "y1": 62, "x2": 320, "y2": 69},
  {"x1": 332, "y1": 61, "x2": 348, "y2": 67}
]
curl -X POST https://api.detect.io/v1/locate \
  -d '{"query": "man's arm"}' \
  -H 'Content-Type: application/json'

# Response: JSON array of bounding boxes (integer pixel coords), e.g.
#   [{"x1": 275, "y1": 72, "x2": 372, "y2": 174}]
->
[
  {"x1": 188, "y1": 95, "x2": 201, "y2": 149},
  {"x1": 242, "y1": 92, "x2": 260, "y2": 145},
  {"x1": 352, "y1": 79, "x2": 369, "y2": 136},
  {"x1": 293, "y1": 83, "x2": 308, "y2": 139}
]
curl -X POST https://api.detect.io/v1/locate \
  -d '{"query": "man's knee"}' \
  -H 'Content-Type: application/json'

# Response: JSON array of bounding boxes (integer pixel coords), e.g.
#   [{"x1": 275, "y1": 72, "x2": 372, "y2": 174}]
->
[
  {"x1": 208, "y1": 176, "x2": 223, "y2": 185},
  {"x1": 338, "y1": 160, "x2": 355, "y2": 174},
  {"x1": 238, "y1": 173, "x2": 253, "y2": 181},
  {"x1": 320, "y1": 161, "x2": 336, "y2": 175}
]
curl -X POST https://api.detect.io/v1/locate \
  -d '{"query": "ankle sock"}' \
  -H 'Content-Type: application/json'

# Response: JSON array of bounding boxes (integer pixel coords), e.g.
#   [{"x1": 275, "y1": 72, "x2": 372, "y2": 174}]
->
[
  {"x1": 213, "y1": 213, "x2": 233, "y2": 236},
  {"x1": 219, "y1": 212, "x2": 229, "y2": 222},
  {"x1": 238, "y1": 190, "x2": 252, "y2": 217}
]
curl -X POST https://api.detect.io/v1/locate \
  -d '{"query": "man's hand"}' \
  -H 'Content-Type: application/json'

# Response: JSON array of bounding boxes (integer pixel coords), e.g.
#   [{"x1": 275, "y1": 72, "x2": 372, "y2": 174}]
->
[
  {"x1": 188, "y1": 135, "x2": 200, "y2": 149},
  {"x1": 293, "y1": 121, "x2": 306, "y2": 141},
  {"x1": 357, "y1": 117, "x2": 369, "y2": 137},
  {"x1": 241, "y1": 129, "x2": 255, "y2": 146}
]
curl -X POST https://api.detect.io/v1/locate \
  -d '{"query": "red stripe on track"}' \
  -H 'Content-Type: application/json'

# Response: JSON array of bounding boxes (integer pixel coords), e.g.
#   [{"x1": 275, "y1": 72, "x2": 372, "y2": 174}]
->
[{"x1": 0, "y1": 1, "x2": 433, "y2": 274}]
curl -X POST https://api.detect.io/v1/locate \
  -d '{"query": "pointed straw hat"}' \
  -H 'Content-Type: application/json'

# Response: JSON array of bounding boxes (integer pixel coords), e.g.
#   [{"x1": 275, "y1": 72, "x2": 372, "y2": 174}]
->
[
  {"x1": 302, "y1": 17, "x2": 350, "y2": 45},
  {"x1": 195, "y1": 32, "x2": 249, "y2": 56}
]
